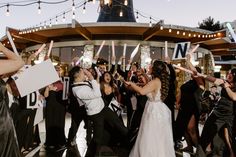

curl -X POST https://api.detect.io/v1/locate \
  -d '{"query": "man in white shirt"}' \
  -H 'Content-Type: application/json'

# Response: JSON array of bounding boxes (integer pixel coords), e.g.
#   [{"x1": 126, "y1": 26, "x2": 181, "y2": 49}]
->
[{"x1": 69, "y1": 66, "x2": 128, "y2": 157}]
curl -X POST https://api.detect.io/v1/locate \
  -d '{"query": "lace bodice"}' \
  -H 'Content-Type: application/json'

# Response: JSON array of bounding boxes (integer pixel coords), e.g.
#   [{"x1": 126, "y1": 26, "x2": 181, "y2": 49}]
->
[{"x1": 146, "y1": 89, "x2": 161, "y2": 102}]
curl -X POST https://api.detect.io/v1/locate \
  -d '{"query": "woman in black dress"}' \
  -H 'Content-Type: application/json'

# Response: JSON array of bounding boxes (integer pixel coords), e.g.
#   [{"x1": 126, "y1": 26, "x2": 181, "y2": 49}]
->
[
  {"x1": 196, "y1": 69, "x2": 236, "y2": 157},
  {"x1": 174, "y1": 68, "x2": 202, "y2": 153},
  {"x1": 0, "y1": 43, "x2": 24, "y2": 157},
  {"x1": 44, "y1": 66, "x2": 66, "y2": 150},
  {"x1": 100, "y1": 71, "x2": 120, "y2": 107}
]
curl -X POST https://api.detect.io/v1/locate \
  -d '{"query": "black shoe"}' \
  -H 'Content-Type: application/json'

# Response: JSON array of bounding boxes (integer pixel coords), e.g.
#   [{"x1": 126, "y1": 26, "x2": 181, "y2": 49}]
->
[
  {"x1": 175, "y1": 140, "x2": 183, "y2": 150},
  {"x1": 55, "y1": 145, "x2": 66, "y2": 152},
  {"x1": 179, "y1": 146, "x2": 193, "y2": 154}
]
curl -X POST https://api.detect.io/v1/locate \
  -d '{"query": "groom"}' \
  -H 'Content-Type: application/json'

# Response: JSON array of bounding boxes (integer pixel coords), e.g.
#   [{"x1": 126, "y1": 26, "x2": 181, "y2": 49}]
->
[{"x1": 69, "y1": 66, "x2": 128, "y2": 157}]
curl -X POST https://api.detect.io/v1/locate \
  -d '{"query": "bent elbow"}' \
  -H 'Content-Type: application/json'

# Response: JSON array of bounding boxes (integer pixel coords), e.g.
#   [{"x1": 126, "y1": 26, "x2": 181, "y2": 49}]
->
[{"x1": 232, "y1": 96, "x2": 236, "y2": 101}]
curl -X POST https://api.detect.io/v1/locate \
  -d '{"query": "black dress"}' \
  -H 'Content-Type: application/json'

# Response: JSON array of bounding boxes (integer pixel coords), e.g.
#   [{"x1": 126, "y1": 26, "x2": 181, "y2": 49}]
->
[
  {"x1": 45, "y1": 84, "x2": 66, "y2": 148},
  {"x1": 174, "y1": 79, "x2": 200, "y2": 142},
  {"x1": 0, "y1": 79, "x2": 21, "y2": 157},
  {"x1": 197, "y1": 88, "x2": 235, "y2": 156}
]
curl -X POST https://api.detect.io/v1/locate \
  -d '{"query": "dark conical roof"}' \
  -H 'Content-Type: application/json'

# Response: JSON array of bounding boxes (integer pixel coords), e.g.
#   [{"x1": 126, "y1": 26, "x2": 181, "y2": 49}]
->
[{"x1": 97, "y1": 0, "x2": 136, "y2": 22}]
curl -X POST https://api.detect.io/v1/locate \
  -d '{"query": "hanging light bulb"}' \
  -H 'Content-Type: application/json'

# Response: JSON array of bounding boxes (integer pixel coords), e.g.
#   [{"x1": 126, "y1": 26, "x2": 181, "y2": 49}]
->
[
  {"x1": 49, "y1": 19, "x2": 52, "y2": 27},
  {"x1": 119, "y1": 10, "x2": 123, "y2": 17},
  {"x1": 82, "y1": 3, "x2": 86, "y2": 14},
  {"x1": 55, "y1": 16, "x2": 58, "y2": 24},
  {"x1": 44, "y1": 21, "x2": 47, "y2": 29},
  {"x1": 160, "y1": 26, "x2": 163, "y2": 30},
  {"x1": 72, "y1": 0, "x2": 75, "y2": 11},
  {"x1": 177, "y1": 31, "x2": 180, "y2": 35},
  {"x1": 72, "y1": 11, "x2": 75, "y2": 19},
  {"x1": 39, "y1": 23, "x2": 42, "y2": 30},
  {"x1": 149, "y1": 17, "x2": 152, "y2": 27},
  {"x1": 136, "y1": 12, "x2": 139, "y2": 22},
  {"x1": 93, "y1": 0, "x2": 96, "y2": 4},
  {"x1": 6, "y1": 4, "x2": 10, "y2": 16},
  {"x1": 124, "y1": 0, "x2": 128, "y2": 6},
  {"x1": 38, "y1": 1, "x2": 41, "y2": 14},
  {"x1": 62, "y1": 12, "x2": 66, "y2": 22},
  {"x1": 169, "y1": 29, "x2": 172, "y2": 33},
  {"x1": 183, "y1": 32, "x2": 186, "y2": 36}
]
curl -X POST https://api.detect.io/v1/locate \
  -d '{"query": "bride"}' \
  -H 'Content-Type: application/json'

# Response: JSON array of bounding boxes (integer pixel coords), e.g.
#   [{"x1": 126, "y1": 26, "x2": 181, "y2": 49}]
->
[{"x1": 125, "y1": 60, "x2": 175, "y2": 157}]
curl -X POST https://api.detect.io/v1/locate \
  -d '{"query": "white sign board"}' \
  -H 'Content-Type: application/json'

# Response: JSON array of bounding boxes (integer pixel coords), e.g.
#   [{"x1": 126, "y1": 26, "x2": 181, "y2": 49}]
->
[
  {"x1": 34, "y1": 107, "x2": 44, "y2": 126},
  {"x1": 108, "y1": 98, "x2": 121, "y2": 116},
  {"x1": 226, "y1": 23, "x2": 236, "y2": 43},
  {"x1": 172, "y1": 42, "x2": 190, "y2": 60},
  {"x1": 13, "y1": 59, "x2": 60, "y2": 97},
  {"x1": 26, "y1": 91, "x2": 44, "y2": 109},
  {"x1": 62, "y1": 77, "x2": 70, "y2": 100}
]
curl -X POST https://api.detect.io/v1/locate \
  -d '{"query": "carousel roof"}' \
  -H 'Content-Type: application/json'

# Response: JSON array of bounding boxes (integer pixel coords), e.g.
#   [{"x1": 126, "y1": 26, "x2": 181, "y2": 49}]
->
[{"x1": 1, "y1": 20, "x2": 235, "y2": 56}]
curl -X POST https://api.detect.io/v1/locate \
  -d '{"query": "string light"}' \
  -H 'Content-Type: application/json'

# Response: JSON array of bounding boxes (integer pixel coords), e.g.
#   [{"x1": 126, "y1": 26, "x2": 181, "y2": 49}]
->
[
  {"x1": 149, "y1": 17, "x2": 152, "y2": 27},
  {"x1": 183, "y1": 32, "x2": 185, "y2": 36},
  {"x1": 160, "y1": 26, "x2": 163, "y2": 30},
  {"x1": 93, "y1": 0, "x2": 96, "y2": 4},
  {"x1": 136, "y1": 12, "x2": 139, "y2": 21},
  {"x1": 188, "y1": 33, "x2": 191, "y2": 37},
  {"x1": 124, "y1": 0, "x2": 128, "y2": 6},
  {"x1": 119, "y1": 10, "x2": 123, "y2": 17},
  {"x1": 14, "y1": 0, "x2": 162, "y2": 33},
  {"x1": 44, "y1": 21, "x2": 47, "y2": 29},
  {"x1": 82, "y1": 2, "x2": 86, "y2": 14},
  {"x1": 168, "y1": 28, "x2": 172, "y2": 33},
  {"x1": 72, "y1": 11, "x2": 75, "y2": 19},
  {"x1": 49, "y1": 19, "x2": 52, "y2": 27},
  {"x1": 72, "y1": 0, "x2": 75, "y2": 11},
  {"x1": 37, "y1": 1, "x2": 41, "y2": 14},
  {"x1": 6, "y1": 4, "x2": 10, "y2": 16},
  {"x1": 55, "y1": 16, "x2": 58, "y2": 24},
  {"x1": 193, "y1": 34, "x2": 196, "y2": 37},
  {"x1": 177, "y1": 31, "x2": 179, "y2": 35},
  {"x1": 62, "y1": 12, "x2": 66, "y2": 22}
]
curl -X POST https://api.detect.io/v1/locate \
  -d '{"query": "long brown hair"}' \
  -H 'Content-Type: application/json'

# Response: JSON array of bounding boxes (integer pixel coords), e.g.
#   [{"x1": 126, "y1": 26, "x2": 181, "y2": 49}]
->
[{"x1": 151, "y1": 60, "x2": 170, "y2": 101}]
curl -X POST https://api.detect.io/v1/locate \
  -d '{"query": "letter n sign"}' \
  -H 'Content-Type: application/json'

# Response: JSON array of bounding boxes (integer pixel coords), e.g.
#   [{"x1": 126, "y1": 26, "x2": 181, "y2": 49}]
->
[{"x1": 172, "y1": 42, "x2": 190, "y2": 60}]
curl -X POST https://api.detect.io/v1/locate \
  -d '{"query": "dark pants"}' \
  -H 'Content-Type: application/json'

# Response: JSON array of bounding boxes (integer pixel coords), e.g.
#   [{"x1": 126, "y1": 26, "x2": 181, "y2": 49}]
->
[
  {"x1": 67, "y1": 105, "x2": 89, "y2": 145},
  {"x1": 85, "y1": 107, "x2": 128, "y2": 157}
]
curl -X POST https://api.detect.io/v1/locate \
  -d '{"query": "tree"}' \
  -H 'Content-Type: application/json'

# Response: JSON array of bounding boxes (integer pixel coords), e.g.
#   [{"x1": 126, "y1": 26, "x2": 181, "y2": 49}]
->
[{"x1": 198, "y1": 16, "x2": 223, "y2": 31}]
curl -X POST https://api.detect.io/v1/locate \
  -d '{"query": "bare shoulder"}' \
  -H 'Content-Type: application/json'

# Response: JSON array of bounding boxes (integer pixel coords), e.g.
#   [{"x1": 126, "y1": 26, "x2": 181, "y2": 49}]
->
[
  {"x1": 152, "y1": 78, "x2": 161, "y2": 85},
  {"x1": 147, "y1": 78, "x2": 161, "y2": 89}
]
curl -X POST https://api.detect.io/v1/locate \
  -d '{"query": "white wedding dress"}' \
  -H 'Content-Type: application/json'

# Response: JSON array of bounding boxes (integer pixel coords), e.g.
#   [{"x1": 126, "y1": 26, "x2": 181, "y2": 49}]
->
[{"x1": 129, "y1": 90, "x2": 176, "y2": 157}]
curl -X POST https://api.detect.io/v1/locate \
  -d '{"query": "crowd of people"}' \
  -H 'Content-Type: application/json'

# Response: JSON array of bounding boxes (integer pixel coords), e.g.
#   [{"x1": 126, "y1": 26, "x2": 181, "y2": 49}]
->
[{"x1": 0, "y1": 42, "x2": 236, "y2": 157}]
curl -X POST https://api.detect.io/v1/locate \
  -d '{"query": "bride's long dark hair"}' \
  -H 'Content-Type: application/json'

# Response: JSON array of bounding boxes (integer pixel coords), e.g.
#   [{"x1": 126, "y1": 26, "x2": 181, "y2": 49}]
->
[{"x1": 151, "y1": 60, "x2": 170, "y2": 101}]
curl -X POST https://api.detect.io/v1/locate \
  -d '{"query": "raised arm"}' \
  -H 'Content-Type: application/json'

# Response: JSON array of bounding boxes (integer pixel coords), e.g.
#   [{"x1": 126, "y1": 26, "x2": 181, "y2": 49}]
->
[
  {"x1": 109, "y1": 56, "x2": 116, "y2": 74},
  {"x1": 0, "y1": 43, "x2": 24, "y2": 75},
  {"x1": 117, "y1": 56, "x2": 126, "y2": 78}
]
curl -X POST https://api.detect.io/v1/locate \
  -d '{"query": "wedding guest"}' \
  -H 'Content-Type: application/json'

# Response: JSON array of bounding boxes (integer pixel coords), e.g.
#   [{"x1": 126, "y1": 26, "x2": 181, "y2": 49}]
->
[{"x1": 0, "y1": 42, "x2": 24, "y2": 157}]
